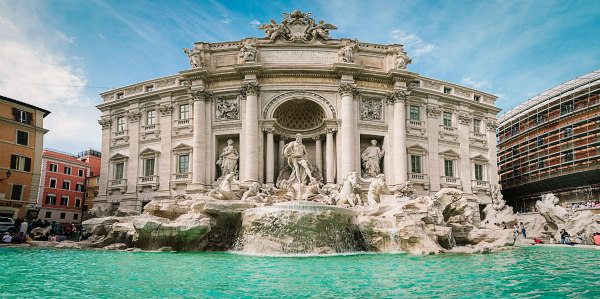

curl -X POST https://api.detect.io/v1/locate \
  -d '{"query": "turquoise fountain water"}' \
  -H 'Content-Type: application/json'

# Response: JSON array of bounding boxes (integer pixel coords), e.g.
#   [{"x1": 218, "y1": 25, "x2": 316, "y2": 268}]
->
[{"x1": 1, "y1": 246, "x2": 598, "y2": 298}]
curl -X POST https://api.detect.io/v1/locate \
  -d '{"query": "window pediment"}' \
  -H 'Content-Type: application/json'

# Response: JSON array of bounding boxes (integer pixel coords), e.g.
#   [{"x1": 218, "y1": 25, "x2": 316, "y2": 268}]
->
[
  {"x1": 439, "y1": 149, "x2": 460, "y2": 158},
  {"x1": 470, "y1": 154, "x2": 489, "y2": 163},
  {"x1": 110, "y1": 153, "x2": 129, "y2": 161},
  {"x1": 140, "y1": 148, "x2": 160, "y2": 157},
  {"x1": 407, "y1": 144, "x2": 428, "y2": 154},
  {"x1": 173, "y1": 143, "x2": 192, "y2": 153}
]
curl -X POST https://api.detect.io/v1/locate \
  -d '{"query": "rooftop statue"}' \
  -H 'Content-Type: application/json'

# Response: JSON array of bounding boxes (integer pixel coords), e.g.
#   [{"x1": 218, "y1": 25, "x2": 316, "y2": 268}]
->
[
  {"x1": 258, "y1": 10, "x2": 337, "y2": 43},
  {"x1": 183, "y1": 47, "x2": 204, "y2": 68}
]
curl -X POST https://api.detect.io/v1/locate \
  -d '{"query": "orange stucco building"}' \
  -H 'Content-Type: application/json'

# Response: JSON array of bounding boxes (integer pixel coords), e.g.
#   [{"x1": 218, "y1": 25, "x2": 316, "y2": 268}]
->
[{"x1": 0, "y1": 95, "x2": 50, "y2": 219}]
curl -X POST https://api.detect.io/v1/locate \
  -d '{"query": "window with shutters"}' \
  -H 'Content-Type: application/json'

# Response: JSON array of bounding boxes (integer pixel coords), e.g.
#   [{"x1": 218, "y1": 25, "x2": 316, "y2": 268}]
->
[
  {"x1": 12, "y1": 108, "x2": 32, "y2": 124},
  {"x1": 49, "y1": 178, "x2": 57, "y2": 188},
  {"x1": 45, "y1": 195, "x2": 56, "y2": 205},
  {"x1": 49, "y1": 163, "x2": 58, "y2": 172},
  {"x1": 60, "y1": 196, "x2": 69, "y2": 206},
  {"x1": 10, "y1": 184, "x2": 23, "y2": 200},
  {"x1": 75, "y1": 198, "x2": 81, "y2": 208},
  {"x1": 62, "y1": 181, "x2": 71, "y2": 190},
  {"x1": 64, "y1": 167, "x2": 72, "y2": 175},
  {"x1": 16, "y1": 130, "x2": 28, "y2": 146},
  {"x1": 10, "y1": 155, "x2": 31, "y2": 172},
  {"x1": 76, "y1": 183, "x2": 84, "y2": 192},
  {"x1": 78, "y1": 169, "x2": 84, "y2": 177}
]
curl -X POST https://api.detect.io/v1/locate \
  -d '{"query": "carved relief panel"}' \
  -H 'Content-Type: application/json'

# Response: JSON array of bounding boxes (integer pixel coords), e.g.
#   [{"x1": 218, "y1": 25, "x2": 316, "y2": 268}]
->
[
  {"x1": 360, "y1": 98, "x2": 383, "y2": 122},
  {"x1": 215, "y1": 97, "x2": 240, "y2": 121}
]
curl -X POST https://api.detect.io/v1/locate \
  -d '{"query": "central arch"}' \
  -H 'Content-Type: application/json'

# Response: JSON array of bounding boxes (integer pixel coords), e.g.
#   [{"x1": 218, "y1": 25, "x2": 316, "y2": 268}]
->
[
  {"x1": 263, "y1": 90, "x2": 337, "y2": 120},
  {"x1": 273, "y1": 99, "x2": 325, "y2": 132}
]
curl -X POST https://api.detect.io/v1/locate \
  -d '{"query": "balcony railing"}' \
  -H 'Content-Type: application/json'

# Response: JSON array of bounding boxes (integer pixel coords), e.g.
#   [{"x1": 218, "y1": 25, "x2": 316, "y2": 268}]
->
[
  {"x1": 407, "y1": 119, "x2": 425, "y2": 127},
  {"x1": 138, "y1": 175, "x2": 158, "y2": 184},
  {"x1": 113, "y1": 130, "x2": 128, "y2": 137},
  {"x1": 471, "y1": 180, "x2": 490, "y2": 191},
  {"x1": 172, "y1": 172, "x2": 191, "y2": 182},
  {"x1": 174, "y1": 118, "x2": 192, "y2": 126},
  {"x1": 440, "y1": 125, "x2": 456, "y2": 132},
  {"x1": 107, "y1": 179, "x2": 127, "y2": 194},
  {"x1": 470, "y1": 131, "x2": 487, "y2": 140},
  {"x1": 142, "y1": 124, "x2": 157, "y2": 131},
  {"x1": 409, "y1": 172, "x2": 428, "y2": 182},
  {"x1": 441, "y1": 176, "x2": 461, "y2": 185}
]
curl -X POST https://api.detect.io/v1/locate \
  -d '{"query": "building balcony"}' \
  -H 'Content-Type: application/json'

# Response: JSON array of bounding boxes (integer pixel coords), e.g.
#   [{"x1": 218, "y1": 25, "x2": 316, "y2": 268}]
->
[
  {"x1": 440, "y1": 125, "x2": 456, "y2": 133},
  {"x1": 438, "y1": 125, "x2": 458, "y2": 142},
  {"x1": 408, "y1": 172, "x2": 429, "y2": 190},
  {"x1": 111, "y1": 130, "x2": 129, "y2": 147},
  {"x1": 170, "y1": 172, "x2": 191, "y2": 189},
  {"x1": 440, "y1": 176, "x2": 462, "y2": 189},
  {"x1": 138, "y1": 175, "x2": 159, "y2": 191},
  {"x1": 107, "y1": 179, "x2": 127, "y2": 194},
  {"x1": 141, "y1": 124, "x2": 160, "y2": 140},
  {"x1": 113, "y1": 130, "x2": 128, "y2": 137},
  {"x1": 471, "y1": 180, "x2": 490, "y2": 193},
  {"x1": 173, "y1": 118, "x2": 193, "y2": 135},
  {"x1": 470, "y1": 131, "x2": 487, "y2": 140},
  {"x1": 406, "y1": 119, "x2": 426, "y2": 135}
]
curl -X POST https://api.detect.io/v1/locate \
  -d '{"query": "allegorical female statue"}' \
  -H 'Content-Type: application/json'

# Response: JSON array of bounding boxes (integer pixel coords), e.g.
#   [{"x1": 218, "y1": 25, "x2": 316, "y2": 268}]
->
[
  {"x1": 361, "y1": 139, "x2": 385, "y2": 178},
  {"x1": 216, "y1": 139, "x2": 239, "y2": 178}
]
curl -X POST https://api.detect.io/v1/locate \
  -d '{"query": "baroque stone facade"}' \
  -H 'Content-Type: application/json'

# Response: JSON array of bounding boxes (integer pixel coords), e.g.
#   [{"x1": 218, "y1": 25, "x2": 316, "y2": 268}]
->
[{"x1": 95, "y1": 10, "x2": 500, "y2": 212}]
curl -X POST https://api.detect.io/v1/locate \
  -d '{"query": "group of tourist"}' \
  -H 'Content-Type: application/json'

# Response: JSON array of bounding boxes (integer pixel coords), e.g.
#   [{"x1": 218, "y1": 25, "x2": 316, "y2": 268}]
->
[
  {"x1": 569, "y1": 201, "x2": 600, "y2": 210},
  {"x1": 1, "y1": 218, "x2": 84, "y2": 245}
]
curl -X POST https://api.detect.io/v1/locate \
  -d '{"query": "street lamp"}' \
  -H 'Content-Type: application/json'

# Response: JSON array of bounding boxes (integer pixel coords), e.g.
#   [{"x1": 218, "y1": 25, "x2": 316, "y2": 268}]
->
[{"x1": 0, "y1": 170, "x2": 11, "y2": 182}]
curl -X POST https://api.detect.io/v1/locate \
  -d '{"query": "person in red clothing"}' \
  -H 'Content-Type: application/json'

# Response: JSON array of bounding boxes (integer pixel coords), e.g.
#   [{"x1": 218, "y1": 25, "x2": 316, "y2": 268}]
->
[{"x1": 593, "y1": 233, "x2": 600, "y2": 246}]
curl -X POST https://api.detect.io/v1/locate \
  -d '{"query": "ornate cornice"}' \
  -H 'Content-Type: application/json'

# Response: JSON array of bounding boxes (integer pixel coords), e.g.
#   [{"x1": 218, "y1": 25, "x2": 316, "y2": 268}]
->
[{"x1": 338, "y1": 83, "x2": 360, "y2": 97}]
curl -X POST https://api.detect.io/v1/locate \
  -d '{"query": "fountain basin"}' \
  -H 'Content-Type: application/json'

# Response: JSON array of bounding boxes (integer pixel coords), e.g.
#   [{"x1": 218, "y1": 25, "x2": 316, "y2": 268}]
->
[{"x1": 236, "y1": 201, "x2": 364, "y2": 254}]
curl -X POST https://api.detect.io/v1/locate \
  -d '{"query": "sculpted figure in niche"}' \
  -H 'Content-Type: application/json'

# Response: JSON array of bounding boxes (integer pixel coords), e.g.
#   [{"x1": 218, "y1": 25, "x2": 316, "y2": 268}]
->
[
  {"x1": 217, "y1": 139, "x2": 239, "y2": 178},
  {"x1": 361, "y1": 139, "x2": 385, "y2": 178},
  {"x1": 283, "y1": 134, "x2": 315, "y2": 184},
  {"x1": 239, "y1": 39, "x2": 258, "y2": 63},
  {"x1": 183, "y1": 47, "x2": 204, "y2": 68}
]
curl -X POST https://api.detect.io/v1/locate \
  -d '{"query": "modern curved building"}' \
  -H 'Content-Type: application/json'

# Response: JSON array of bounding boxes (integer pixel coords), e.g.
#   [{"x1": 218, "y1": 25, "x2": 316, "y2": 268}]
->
[
  {"x1": 95, "y1": 10, "x2": 500, "y2": 213},
  {"x1": 498, "y1": 70, "x2": 600, "y2": 211}
]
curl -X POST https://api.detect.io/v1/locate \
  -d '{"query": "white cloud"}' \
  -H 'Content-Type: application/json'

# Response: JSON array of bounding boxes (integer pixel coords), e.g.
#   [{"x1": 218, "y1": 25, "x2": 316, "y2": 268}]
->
[
  {"x1": 222, "y1": 14, "x2": 232, "y2": 24},
  {"x1": 249, "y1": 19, "x2": 260, "y2": 28},
  {"x1": 462, "y1": 76, "x2": 489, "y2": 89},
  {"x1": 57, "y1": 31, "x2": 75, "y2": 44},
  {"x1": 390, "y1": 29, "x2": 435, "y2": 57},
  {"x1": 0, "y1": 11, "x2": 100, "y2": 153}
]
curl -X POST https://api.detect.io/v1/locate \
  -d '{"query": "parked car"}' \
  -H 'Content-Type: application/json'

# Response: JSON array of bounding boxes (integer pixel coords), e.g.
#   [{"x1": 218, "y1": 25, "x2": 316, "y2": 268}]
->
[{"x1": 0, "y1": 217, "x2": 15, "y2": 233}]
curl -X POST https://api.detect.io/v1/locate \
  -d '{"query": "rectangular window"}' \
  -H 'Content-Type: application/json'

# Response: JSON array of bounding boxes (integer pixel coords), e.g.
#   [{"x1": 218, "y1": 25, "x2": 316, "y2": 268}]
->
[
  {"x1": 443, "y1": 87, "x2": 452, "y2": 94},
  {"x1": 64, "y1": 167, "x2": 71, "y2": 175},
  {"x1": 537, "y1": 136, "x2": 544, "y2": 146},
  {"x1": 16, "y1": 130, "x2": 28, "y2": 146},
  {"x1": 12, "y1": 108, "x2": 32, "y2": 124},
  {"x1": 536, "y1": 114, "x2": 545, "y2": 124},
  {"x1": 10, "y1": 184, "x2": 23, "y2": 200},
  {"x1": 564, "y1": 151, "x2": 573, "y2": 162},
  {"x1": 409, "y1": 105, "x2": 420, "y2": 121},
  {"x1": 45, "y1": 195, "x2": 56, "y2": 205},
  {"x1": 147, "y1": 110, "x2": 156, "y2": 125},
  {"x1": 116, "y1": 92, "x2": 124, "y2": 99},
  {"x1": 78, "y1": 169, "x2": 84, "y2": 177},
  {"x1": 473, "y1": 119, "x2": 481, "y2": 133},
  {"x1": 474, "y1": 164, "x2": 484, "y2": 181},
  {"x1": 178, "y1": 154, "x2": 189, "y2": 173},
  {"x1": 443, "y1": 112, "x2": 452, "y2": 127},
  {"x1": 60, "y1": 196, "x2": 69, "y2": 206},
  {"x1": 145, "y1": 158, "x2": 155, "y2": 176},
  {"x1": 538, "y1": 159, "x2": 545, "y2": 169},
  {"x1": 114, "y1": 163, "x2": 124, "y2": 180},
  {"x1": 76, "y1": 183, "x2": 84, "y2": 192},
  {"x1": 444, "y1": 159, "x2": 454, "y2": 177},
  {"x1": 116, "y1": 117, "x2": 125, "y2": 132},
  {"x1": 179, "y1": 104, "x2": 190, "y2": 120},
  {"x1": 49, "y1": 163, "x2": 58, "y2": 172},
  {"x1": 49, "y1": 178, "x2": 57, "y2": 188},
  {"x1": 564, "y1": 126, "x2": 573, "y2": 138},
  {"x1": 75, "y1": 198, "x2": 81, "y2": 208},
  {"x1": 10, "y1": 155, "x2": 31, "y2": 172},
  {"x1": 561, "y1": 103, "x2": 573, "y2": 115},
  {"x1": 62, "y1": 181, "x2": 71, "y2": 190},
  {"x1": 45, "y1": 211, "x2": 51, "y2": 218},
  {"x1": 73, "y1": 214, "x2": 79, "y2": 220},
  {"x1": 146, "y1": 85, "x2": 154, "y2": 92},
  {"x1": 474, "y1": 95, "x2": 481, "y2": 102},
  {"x1": 60, "y1": 212, "x2": 66, "y2": 219},
  {"x1": 410, "y1": 155, "x2": 422, "y2": 174}
]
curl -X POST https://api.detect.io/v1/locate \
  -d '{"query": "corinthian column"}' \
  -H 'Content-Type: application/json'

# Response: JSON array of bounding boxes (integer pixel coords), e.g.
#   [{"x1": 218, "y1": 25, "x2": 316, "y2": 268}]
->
[
  {"x1": 189, "y1": 89, "x2": 210, "y2": 191},
  {"x1": 314, "y1": 134, "x2": 323, "y2": 178},
  {"x1": 241, "y1": 82, "x2": 260, "y2": 182},
  {"x1": 388, "y1": 89, "x2": 410, "y2": 185},
  {"x1": 338, "y1": 83, "x2": 358, "y2": 181}
]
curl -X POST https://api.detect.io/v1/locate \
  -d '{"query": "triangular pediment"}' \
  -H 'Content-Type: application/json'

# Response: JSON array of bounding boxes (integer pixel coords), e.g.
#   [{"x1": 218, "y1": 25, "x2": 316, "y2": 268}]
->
[
  {"x1": 140, "y1": 147, "x2": 160, "y2": 156},
  {"x1": 110, "y1": 153, "x2": 129, "y2": 161},
  {"x1": 470, "y1": 154, "x2": 489, "y2": 162},
  {"x1": 172, "y1": 143, "x2": 192, "y2": 151},
  {"x1": 439, "y1": 149, "x2": 460, "y2": 157},
  {"x1": 408, "y1": 144, "x2": 428, "y2": 153}
]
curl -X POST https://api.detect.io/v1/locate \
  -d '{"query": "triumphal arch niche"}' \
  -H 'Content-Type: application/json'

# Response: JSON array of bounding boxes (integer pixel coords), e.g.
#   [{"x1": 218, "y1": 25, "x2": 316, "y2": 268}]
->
[{"x1": 97, "y1": 9, "x2": 500, "y2": 210}]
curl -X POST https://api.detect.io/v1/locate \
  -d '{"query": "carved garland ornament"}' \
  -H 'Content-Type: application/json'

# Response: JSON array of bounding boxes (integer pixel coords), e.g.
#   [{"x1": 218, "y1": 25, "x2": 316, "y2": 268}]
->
[
  {"x1": 126, "y1": 110, "x2": 141, "y2": 123},
  {"x1": 426, "y1": 105, "x2": 441, "y2": 118},
  {"x1": 158, "y1": 105, "x2": 173, "y2": 116},
  {"x1": 457, "y1": 111, "x2": 473, "y2": 125}
]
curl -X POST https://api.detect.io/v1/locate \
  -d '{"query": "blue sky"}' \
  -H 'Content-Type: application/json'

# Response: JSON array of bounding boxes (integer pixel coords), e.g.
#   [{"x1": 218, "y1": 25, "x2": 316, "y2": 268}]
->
[{"x1": 0, "y1": 0, "x2": 599, "y2": 153}]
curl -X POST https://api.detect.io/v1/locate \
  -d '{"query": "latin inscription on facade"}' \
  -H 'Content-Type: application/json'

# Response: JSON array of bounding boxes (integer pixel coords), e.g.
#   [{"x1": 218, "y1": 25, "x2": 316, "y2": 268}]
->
[{"x1": 260, "y1": 50, "x2": 336, "y2": 64}]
